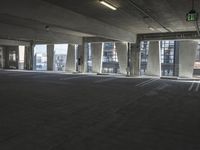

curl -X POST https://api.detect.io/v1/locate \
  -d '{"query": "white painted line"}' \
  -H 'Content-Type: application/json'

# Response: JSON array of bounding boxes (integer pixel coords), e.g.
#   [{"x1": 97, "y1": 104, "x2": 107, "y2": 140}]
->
[
  {"x1": 59, "y1": 76, "x2": 87, "y2": 80},
  {"x1": 135, "y1": 79, "x2": 154, "y2": 87},
  {"x1": 188, "y1": 82, "x2": 195, "y2": 91},
  {"x1": 94, "y1": 77, "x2": 117, "y2": 83},
  {"x1": 195, "y1": 83, "x2": 200, "y2": 92},
  {"x1": 140, "y1": 79, "x2": 159, "y2": 87}
]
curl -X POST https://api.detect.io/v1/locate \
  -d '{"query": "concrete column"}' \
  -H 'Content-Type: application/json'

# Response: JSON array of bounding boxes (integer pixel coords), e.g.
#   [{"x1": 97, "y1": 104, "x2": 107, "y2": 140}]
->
[
  {"x1": 3, "y1": 46, "x2": 8, "y2": 69},
  {"x1": 66, "y1": 44, "x2": 76, "y2": 72},
  {"x1": 130, "y1": 43, "x2": 141, "y2": 76},
  {"x1": 77, "y1": 44, "x2": 87, "y2": 73},
  {"x1": 146, "y1": 41, "x2": 161, "y2": 76},
  {"x1": 115, "y1": 43, "x2": 128, "y2": 74},
  {"x1": 178, "y1": 41, "x2": 198, "y2": 78},
  {"x1": 47, "y1": 45, "x2": 54, "y2": 71},
  {"x1": 0, "y1": 46, "x2": 4, "y2": 68},
  {"x1": 24, "y1": 45, "x2": 34, "y2": 70},
  {"x1": 91, "y1": 43, "x2": 103, "y2": 73}
]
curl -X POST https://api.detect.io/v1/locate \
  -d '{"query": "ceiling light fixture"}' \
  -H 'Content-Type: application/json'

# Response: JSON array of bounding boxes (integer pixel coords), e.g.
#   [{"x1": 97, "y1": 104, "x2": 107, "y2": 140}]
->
[
  {"x1": 148, "y1": 26, "x2": 155, "y2": 31},
  {"x1": 99, "y1": 0, "x2": 117, "y2": 10}
]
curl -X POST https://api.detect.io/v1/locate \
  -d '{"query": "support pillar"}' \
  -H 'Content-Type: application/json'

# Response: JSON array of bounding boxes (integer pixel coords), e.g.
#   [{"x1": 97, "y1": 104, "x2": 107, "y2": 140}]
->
[
  {"x1": 91, "y1": 43, "x2": 103, "y2": 73},
  {"x1": 24, "y1": 45, "x2": 34, "y2": 70},
  {"x1": 115, "y1": 43, "x2": 128, "y2": 74},
  {"x1": 146, "y1": 41, "x2": 161, "y2": 76},
  {"x1": 0, "y1": 46, "x2": 4, "y2": 68},
  {"x1": 77, "y1": 43, "x2": 87, "y2": 73},
  {"x1": 178, "y1": 41, "x2": 198, "y2": 78},
  {"x1": 47, "y1": 45, "x2": 54, "y2": 71},
  {"x1": 66, "y1": 44, "x2": 76, "y2": 72},
  {"x1": 130, "y1": 43, "x2": 141, "y2": 76}
]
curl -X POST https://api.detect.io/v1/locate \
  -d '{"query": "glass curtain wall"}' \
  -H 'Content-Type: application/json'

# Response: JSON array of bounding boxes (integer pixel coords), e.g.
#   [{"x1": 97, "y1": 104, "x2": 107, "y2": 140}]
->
[
  {"x1": 102, "y1": 42, "x2": 119, "y2": 74},
  {"x1": 140, "y1": 41, "x2": 149, "y2": 75},
  {"x1": 160, "y1": 40, "x2": 176, "y2": 76},
  {"x1": 34, "y1": 45, "x2": 47, "y2": 71},
  {"x1": 54, "y1": 44, "x2": 68, "y2": 71}
]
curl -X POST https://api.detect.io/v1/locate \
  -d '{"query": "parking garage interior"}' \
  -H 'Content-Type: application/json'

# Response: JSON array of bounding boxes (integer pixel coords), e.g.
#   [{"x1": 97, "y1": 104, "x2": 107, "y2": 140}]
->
[{"x1": 1, "y1": 0, "x2": 200, "y2": 149}]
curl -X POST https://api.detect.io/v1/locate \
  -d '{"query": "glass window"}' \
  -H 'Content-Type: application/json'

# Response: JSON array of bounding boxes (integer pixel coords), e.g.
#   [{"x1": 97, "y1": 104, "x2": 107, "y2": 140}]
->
[
  {"x1": 54, "y1": 44, "x2": 68, "y2": 71},
  {"x1": 102, "y1": 42, "x2": 119, "y2": 74},
  {"x1": 34, "y1": 45, "x2": 47, "y2": 71},
  {"x1": 140, "y1": 41, "x2": 149, "y2": 75},
  {"x1": 160, "y1": 40, "x2": 175, "y2": 76}
]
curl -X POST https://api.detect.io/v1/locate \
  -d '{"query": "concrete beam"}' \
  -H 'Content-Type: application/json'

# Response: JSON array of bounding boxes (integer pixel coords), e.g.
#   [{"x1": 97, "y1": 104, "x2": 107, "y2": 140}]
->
[
  {"x1": 0, "y1": 39, "x2": 30, "y2": 46},
  {"x1": 0, "y1": 0, "x2": 136, "y2": 42},
  {"x1": 84, "y1": 37, "x2": 118, "y2": 43},
  {"x1": 138, "y1": 31, "x2": 200, "y2": 41},
  {"x1": 0, "y1": 22, "x2": 82, "y2": 44}
]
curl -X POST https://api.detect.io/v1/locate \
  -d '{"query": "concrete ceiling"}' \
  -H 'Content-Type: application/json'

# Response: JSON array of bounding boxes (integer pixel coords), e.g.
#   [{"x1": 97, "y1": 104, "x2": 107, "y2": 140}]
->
[
  {"x1": 0, "y1": 0, "x2": 198, "y2": 44},
  {"x1": 43, "y1": 0, "x2": 198, "y2": 33}
]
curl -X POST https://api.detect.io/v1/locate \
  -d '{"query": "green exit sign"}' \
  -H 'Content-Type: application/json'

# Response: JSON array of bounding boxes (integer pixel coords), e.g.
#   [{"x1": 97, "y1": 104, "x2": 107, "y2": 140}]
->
[{"x1": 186, "y1": 10, "x2": 198, "y2": 21}]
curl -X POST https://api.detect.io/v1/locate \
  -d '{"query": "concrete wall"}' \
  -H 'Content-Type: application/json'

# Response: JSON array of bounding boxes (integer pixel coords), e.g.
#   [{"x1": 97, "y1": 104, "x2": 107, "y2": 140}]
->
[
  {"x1": 146, "y1": 41, "x2": 161, "y2": 76},
  {"x1": 66, "y1": 44, "x2": 76, "y2": 72},
  {"x1": 91, "y1": 43, "x2": 103, "y2": 73},
  {"x1": 115, "y1": 43, "x2": 128, "y2": 74},
  {"x1": 47, "y1": 45, "x2": 54, "y2": 71},
  {"x1": 178, "y1": 41, "x2": 198, "y2": 78}
]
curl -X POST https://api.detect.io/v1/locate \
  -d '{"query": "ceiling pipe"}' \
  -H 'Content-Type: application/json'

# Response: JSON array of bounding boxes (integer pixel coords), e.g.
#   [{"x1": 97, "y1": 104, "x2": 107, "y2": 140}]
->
[{"x1": 128, "y1": 0, "x2": 171, "y2": 32}]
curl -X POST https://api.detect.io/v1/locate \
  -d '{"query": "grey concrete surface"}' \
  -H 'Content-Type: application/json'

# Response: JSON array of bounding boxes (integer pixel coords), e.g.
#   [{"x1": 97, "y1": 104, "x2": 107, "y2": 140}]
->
[
  {"x1": 0, "y1": 70, "x2": 200, "y2": 150},
  {"x1": 130, "y1": 43, "x2": 140, "y2": 76},
  {"x1": 115, "y1": 43, "x2": 128, "y2": 75},
  {"x1": 47, "y1": 45, "x2": 54, "y2": 71},
  {"x1": 0, "y1": 0, "x2": 136, "y2": 43},
  {"x1": 146, "y1": 41, "x2": 161, "y2": 76},
  {"x1": 91, "y1": 43, "x2": 103, "y2": 73},
  {"x1": 66, "y1": 44, "x2": 76, "y2": 73},
  {"x1": 178, "y1": 41, "x2": 198, "y2": 78}
]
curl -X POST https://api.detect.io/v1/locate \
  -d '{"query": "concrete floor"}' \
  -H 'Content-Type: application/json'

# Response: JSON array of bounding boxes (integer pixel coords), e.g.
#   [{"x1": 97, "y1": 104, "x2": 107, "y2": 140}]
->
[{"x1": 0, "y1": 70, "x2": 200, "y2": 150}]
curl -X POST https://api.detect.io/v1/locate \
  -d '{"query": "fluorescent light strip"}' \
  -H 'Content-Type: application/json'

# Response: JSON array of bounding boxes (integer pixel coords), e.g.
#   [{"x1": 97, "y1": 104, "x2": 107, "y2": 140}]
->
[{"x1": 100, "y1": 1, "x2": 117, "y2": 10}]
